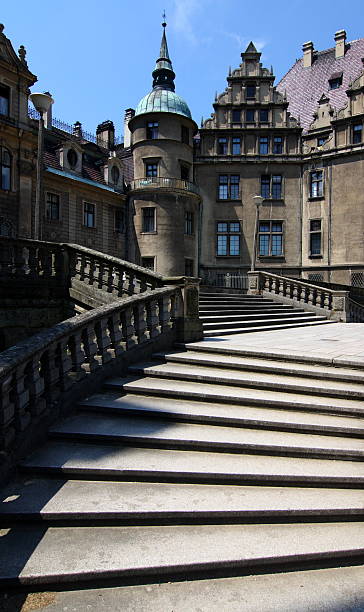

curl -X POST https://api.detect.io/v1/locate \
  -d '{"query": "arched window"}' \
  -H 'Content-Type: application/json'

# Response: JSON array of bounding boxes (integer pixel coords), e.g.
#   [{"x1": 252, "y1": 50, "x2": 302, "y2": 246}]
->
[
  {"x1": 1, "y1": 147, "x2": 11, "y2": 190},
  {"x1": 0, "y1": 218, "x2": 13, "y2": 237}
]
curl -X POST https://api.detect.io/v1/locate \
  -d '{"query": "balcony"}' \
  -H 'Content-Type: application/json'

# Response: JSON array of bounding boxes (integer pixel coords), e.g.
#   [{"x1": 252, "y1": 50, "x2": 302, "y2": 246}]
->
[{"x1": 130, "y1": 177, "x2": 199, "y2": 196}]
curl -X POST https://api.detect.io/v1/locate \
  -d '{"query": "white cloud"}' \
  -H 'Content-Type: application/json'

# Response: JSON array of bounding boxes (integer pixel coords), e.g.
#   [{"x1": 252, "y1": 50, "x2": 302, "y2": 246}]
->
[
  {"x1": 222, "y1": 31, "x2": 268, "y2": 52},
  {"x1": 170, "y1": 0, "x2": 203, "y2": 44}
]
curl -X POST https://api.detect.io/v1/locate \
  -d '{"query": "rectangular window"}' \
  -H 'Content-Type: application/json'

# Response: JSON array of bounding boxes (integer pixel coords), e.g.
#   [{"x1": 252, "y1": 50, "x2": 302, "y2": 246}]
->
[
  {"x1": 273, "y1": 136, "x2": 283, "y2": 154},
  {"x1": 83, "y1": 202, "x2": 95, "y2": 228},
  {"x1": 114, "y1": 209, "x2": 125, "y2": 233},
  {"x1": 218, "y1": 137, "x2": 228, "y2": 155},
  {"x1": 185, "y1": 258, "x2": 194, "y2": 276},
  {"x1": 246, "y1": 83, "x2": 256, "y2": 98},
  {"x1": 353, "y1": 123, "x2": 362, "y2": 144},
  {"x1": 184, "y1": 210, "x2": 194, "y2": 235},
  {"x1": 232, "y1": 137, "x2": 241, "y2": 155},
  {"x1": 46, "y1": 192, "x2": 60, "y2": 221},
  {"x1": 216, "y1": 221, "x2": 241, "y2": 256},
  {"x1": 258, "y1": 221, "x2": 283, "y2": 256},
  {"x1": 260, "y1": 175, "x2": 282, "y2": 199},
  {"x1": 232, "y1": 109, "x2": 241, "y2": 123},
  {"x1": 146, "y1": 121, "x2": 158, "y2": 139},
  {"x1": 0, "y1": 85, "x2": 9, "y2": 116},
  {"x1": 246, "y1": 109, "x2": 255, "y2": 122},
  {"x1": 218, "y1": 174, "x2": 240, "y2": 200},
  {"x1": 141, "y1": 257, "x2": 155, "y2": 271},
  {"x1": 146, "y1": 162, "x2": 158, "y2": 177},
  {"x1": 309, "y1": 219, "x2": 322, "y2": 256},
  {"x1": 260, "y1": 109, "x2": 269, "y2": 122},
  {"x1": 181, "y1": 125, "x2": 189, "y2": 144},
  {"x1": 310, "y1": 170, "x2": 323, "y2": 197},
  {"x1": 259, "y1": 137, "x2": 269, "y2": 155},
  {"x1": 142, "y1": 207, "x2": 156, "y2": 232}
]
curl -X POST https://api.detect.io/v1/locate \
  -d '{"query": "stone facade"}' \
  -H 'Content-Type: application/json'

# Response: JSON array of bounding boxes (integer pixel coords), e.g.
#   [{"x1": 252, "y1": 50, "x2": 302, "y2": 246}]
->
[{"x1": 0, "y1": 22, "x2": 364, "y2": 287}]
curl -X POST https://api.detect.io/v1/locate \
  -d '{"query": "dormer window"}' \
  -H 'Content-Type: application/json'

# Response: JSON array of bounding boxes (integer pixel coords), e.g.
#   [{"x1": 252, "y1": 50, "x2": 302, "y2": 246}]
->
[
  {"x1": 0, "y1": 85, "x2": 9, "y2": 116},
  {"x1": 328, "y1": 72, "x2": 343, "y2": 90},
  {"x1": 67, "y1": 148, "x2": 78, "y2": 169},
  {"x1": 111, "y1": 165, "x2": 120, "y2": 185},
  {"x1": 246, "y1": 82, "x2": 256, "y2": 99}
]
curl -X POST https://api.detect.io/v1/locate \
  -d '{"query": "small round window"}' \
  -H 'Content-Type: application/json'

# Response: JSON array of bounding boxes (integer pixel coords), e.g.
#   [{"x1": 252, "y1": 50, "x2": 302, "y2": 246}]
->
[
  {"x1": 67, "y1": 148, "x2": 78, "y2": 168},
  {"x1": 111, "y1": 165, "x2": 120, "y2": 184}
]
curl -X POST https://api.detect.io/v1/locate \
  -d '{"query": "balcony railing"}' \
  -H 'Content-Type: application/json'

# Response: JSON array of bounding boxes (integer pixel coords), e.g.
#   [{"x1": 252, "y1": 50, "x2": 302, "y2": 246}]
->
[{"x1": 130, "y1": 177, "x2": 199, "y2": 196}]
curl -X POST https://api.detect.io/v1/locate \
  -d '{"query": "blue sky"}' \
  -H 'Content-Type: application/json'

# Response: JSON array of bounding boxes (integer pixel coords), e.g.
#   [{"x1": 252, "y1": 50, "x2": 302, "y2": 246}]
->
[{"x1": 2, "y1": 0, "x2": 363, "y2": 138}]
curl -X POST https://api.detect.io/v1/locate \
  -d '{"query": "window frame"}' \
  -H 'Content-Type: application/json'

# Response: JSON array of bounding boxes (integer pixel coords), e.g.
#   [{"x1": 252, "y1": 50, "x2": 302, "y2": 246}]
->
[
  {"x1": 259, "y1": 109, "x2": 269, "y2": 122},
  {"x1": 309, "y1": 169, "x2": 324, "y2": 199},
  {"x1": 232, "y1": 137, "x2": 241, "y2": 155},
  {"x1": 141, "y1": 256, "x2": 155, "y2": 271},
  {"x1": 181, "y1": 125, "x2": 189, "y2": 145},
  {"x1": 260, "y1": 174, "x2": 283, "y2": 200},
  {"x1": 217, "y1": 137, "x2": 228, "y2": 155},
  {"x1": 258, "y1": 220, "x2": 284, "y2": 257},
  {"x1": 216, "y1": 221, "x2": 241, "y2": 257},
  {"x1": 246, "y1": 82, "x2": 256, "y2": 99},
  {"x1": 83, "y1": 201, "x2": 96, "y2": 228},
  {"x1": 46, "y1": 192, "x2": 61, "y2": 221},
  {"x1": 1, "y1": 146, "x2": 11, "y2": 191},
  {"x1": 309, "y1": 218, "x2": 322, "y2": 257},
  {"x1": 146, "y1": 121, "x2": 159, "y2": 139},
  {"x1": 218, "y1": 174, "x2": 240, "y2": 201},
  {"x1": 246, "y1": 109, "x2": 255, "y2": 123},
  {"x1": 353, "y1": 123, "x2": 363, "y2": 145},
  {"x1": 145, "y1": 162, "x2": 158, "y2": 177},
  {"x1": 0, "y1": 84, "x2": 10, "y2": 117},
  {"x1": 259, "y1": 136, "x2": 269, "y2": 155},
  {"x1": 184, "y1": 210, "x2": 194, "y2": 235},
  {"x1": 232, "y1": 109, "x2": 241, "y2": 123},
  {"x1": 273, "y1": 136, "x2": 283, "y2": 154},
  {"x1": 141, "y1": 207, "x2": 156, "y2": 233}
]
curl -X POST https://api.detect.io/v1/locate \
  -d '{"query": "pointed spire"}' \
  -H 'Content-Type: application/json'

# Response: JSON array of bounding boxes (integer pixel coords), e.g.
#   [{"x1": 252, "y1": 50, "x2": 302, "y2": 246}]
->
[
  {"x1": 245, "y1": 41, "x2": 259, "y2": 54},
  {"x1": 152, "y1": 14, "x2": 176, "y2": 92}
]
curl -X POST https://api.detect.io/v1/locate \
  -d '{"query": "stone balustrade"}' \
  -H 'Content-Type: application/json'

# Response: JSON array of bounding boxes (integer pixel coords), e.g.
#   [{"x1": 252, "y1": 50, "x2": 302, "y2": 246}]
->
[{"x1": 248, "y1": 270, "x2": 350, "y2": 321}]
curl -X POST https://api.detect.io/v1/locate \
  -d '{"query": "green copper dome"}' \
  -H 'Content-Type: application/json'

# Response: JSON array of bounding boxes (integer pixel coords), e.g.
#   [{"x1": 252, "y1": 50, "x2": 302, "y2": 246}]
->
[{"x1": 135, "y1": 88, "x2": 192, "y2": 119}]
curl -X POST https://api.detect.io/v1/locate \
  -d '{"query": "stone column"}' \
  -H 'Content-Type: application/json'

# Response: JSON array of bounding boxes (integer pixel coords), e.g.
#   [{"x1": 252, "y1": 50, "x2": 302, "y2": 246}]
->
[
  {"x1": 247, "y1": 271, "x2": 262, "y2": 295},
  {"x1": 163, "y1": 276, "x2": 204, "y2": 343}
]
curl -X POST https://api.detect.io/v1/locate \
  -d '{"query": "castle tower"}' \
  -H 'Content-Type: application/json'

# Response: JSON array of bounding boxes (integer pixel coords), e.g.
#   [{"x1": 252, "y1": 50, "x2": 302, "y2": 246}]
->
[{"x1": 128, "y1": 19, "x2": 200, "y2": 277}]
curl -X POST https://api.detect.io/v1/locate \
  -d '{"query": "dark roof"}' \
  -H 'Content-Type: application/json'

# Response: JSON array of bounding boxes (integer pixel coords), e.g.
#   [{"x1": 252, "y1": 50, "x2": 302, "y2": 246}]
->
[{"x1": 277, "y1": 39, "x2": 364, "y2": 131}]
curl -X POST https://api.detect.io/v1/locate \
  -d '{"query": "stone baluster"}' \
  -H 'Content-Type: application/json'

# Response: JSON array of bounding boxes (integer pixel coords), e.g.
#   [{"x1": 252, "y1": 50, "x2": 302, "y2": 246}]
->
[
  {"x1": 264, "y1": 275, "x2": 270, "y2": 292},
  {"x1": 146, "y1": 297, "x2": 160, "y2": 338},
  {"x1": 24, "y1": 354, "x2": 46, "y2": 417},
  {"x1": 278, "y1": 278, "x2": 285, "y2": 296},
  {"x1": 159, "y1": 294, "x2": 172, "y2": 333},
  {"x1": 0, "y1": 373, "x2": 16, "y2": 449},
  {"x1": 323, "y1": 291, "x2": 331, "y2": 310},
  {"x1": 139, "y1": 274, "x2": 148, "y2": 293},
  {"x1": 56, "y1": 339, "x2": 74, "y2": 392},
  {"x1": 95, "y1": 318, "x2": 114, "y2": 364},
  {"x1": 133, "y1": 302, "x2": 149, "y2": 343},
  {"x1": 68, "y1": 332, "x2": 87, "y2": 382},
  {"x1": 81, "y1": 325, "x2": 100, "y2": 372},
  {"x1": 292, "y1": 282, "x2": 298, "y2": 302},
  {"x1": 108, "y1": 313, "x2": 124, "y2": 357},
  {"x1": 307, "y1": 285, "x2": 315, "y2": 306},
  {"x1": 124, "y1": 306, "x2": 138, "y2": 349},
  {"x1": 127, "y1": 271, "x2": 136, "y2": 295},
  {"x1": 45, "y1": 344, "x2": 62, "y2": 405}
]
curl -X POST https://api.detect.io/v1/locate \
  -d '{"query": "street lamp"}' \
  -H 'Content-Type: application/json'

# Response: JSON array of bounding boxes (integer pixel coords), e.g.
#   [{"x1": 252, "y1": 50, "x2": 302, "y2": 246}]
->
[
  {"x1": 251, "y1": 195, "x2": 264, "y2": 272},
  {"x1": 29, "y1": 92, "x2": 54, "y2": 240}
]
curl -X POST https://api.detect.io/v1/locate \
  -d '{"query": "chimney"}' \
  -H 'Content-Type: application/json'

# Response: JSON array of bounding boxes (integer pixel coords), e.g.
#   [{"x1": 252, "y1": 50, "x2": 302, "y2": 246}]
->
[
  {"x1": 73, "y1": 121, "x2": 82, "y2": 138},
  {"x1": 96, "y1": 120, "x2": 115, "y2": 149},
  {"x1": 335, "y1": 29, "x2": 347, "y2": 59},
  {"x1": 302, "y1": 41, "x2": 314, "y2": 67},
  {"x1": 124, "y1": 108, "x2": 135, "y2": 148}
]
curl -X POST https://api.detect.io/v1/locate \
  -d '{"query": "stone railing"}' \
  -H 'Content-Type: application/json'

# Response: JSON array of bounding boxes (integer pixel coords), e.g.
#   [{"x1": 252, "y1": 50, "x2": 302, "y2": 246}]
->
[
  {"x1": 348, "y1": 298, "x2": 364, "y2": 323},
  {"x1": 248, "y1": 271, "x2": 350, "y2": 321},
  {"x1": 0, "y1": 237, "x2": 203, "y2": 480},
  {"x1": 130, "y1": 177, "x2": 200, "y2": 196}
]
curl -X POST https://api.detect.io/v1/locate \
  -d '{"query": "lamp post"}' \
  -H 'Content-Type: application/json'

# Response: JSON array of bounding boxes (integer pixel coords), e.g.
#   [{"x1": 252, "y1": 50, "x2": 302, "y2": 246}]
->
[
  {"x1": 251, "y1": 195, "x2": 264, "y2": 272},
  {"x1": 29, "y1": 92, "x2": 54, "y2": 240}
]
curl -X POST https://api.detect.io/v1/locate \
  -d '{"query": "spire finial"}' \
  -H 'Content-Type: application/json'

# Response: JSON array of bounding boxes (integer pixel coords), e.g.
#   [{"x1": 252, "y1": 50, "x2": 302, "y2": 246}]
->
[
  {"x1": 152, "y1": 17, "x2": 176, "y2": 92},
  {"x1": 162, "y1": 9, "x2": 166, "y2": 28}
]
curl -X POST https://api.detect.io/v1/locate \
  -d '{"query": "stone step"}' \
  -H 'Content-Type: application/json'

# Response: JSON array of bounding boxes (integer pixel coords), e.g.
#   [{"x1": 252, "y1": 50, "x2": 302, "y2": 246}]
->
[
  {"x1": 199, "y1": 306, "x2": 300, "y2": 314},
  {"x1": 27, "y1": 565, "x2": 364, "y2": 612},
  {"x1": 2, "y1": 521, "x2": 364, "y2": 587},
  {"x1": 155, "y1": 350, "x2": 364, "y2": 384},
  {"x1": 49, "y1": 412, "x2": 364, "y2": 460},
  {"x1": 3, "y1": 479, "x2": 364, "y2": 522},
  {"x1": 79, "y1": 392, "x2": 364, "y2": 438},
  {"x1": 200, "y1": 311, "x2": 316, "y2": 323},
  {"x1": 202, "y1": 314, "x2": 328, "y2": 331},
  {"x1": 20, "y1": 440, "x2": 364, "y2": 486},
  {"x1": 203, "y1": 319, "x2": 334, "y2": 336},
  {"x1": 199, "y1": 299, "x2": 276, "y2": 306},
  {"x1": 108, "y1": 376, "x2": 364, "y2": 417},
  {"x1": 199, "y1": 293, "x2": 261, "y2": 298},
  {"x1": 127, "y1": 361, "x2": 364, "y2": 400}
]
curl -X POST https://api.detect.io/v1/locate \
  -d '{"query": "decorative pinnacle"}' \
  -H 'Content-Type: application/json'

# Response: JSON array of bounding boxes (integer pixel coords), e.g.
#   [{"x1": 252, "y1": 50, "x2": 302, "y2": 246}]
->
[{"x1": 162, "y1": 9, "x2": 166, "y2": 28}]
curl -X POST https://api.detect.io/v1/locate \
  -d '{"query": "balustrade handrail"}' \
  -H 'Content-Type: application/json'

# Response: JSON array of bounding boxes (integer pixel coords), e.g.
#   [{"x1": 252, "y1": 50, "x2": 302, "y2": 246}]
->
[
  {"x1": 0, "y1": 287, "x2": 176, "y2": 378},
  {"x1": 130, "y1": 177, "x2": 199, "y2": 195},
  {"x1": 256, "y1": 271, "x2": 349, "y2": 295}
]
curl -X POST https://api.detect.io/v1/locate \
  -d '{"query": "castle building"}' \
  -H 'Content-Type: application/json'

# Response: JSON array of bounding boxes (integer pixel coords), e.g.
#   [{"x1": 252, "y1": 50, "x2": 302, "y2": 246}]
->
[{"x1": 0, "y1": 21, "x2": 363, "y2": 288}]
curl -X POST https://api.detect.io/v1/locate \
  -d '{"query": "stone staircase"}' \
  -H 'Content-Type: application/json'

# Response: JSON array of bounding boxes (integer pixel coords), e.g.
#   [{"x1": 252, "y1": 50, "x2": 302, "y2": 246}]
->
[
  {"x1": 1, "y1": 339, "x2": 364, "y2": 608},
  {"x1": 199, "y1": 292, "x2": 333, "y2": 336}
]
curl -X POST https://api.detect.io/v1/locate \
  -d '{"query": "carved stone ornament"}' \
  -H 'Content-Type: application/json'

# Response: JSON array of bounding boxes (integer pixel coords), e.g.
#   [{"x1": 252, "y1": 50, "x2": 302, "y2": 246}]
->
[
  {"x1": 249, "y1": 276, "x2": 258, "y2": 289},
  {"x1": 333, "y1": 297, "x2": 344, "y2": 310}
]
